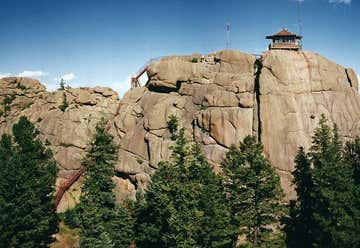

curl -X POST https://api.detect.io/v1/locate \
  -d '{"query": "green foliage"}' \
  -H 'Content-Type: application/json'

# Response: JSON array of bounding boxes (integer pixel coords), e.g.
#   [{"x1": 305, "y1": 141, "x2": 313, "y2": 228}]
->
[
  {"x1": 59, "y1": 78, "x2": 65, "y2": 90},
  {"x1": 222, "y1": 135, "x2": 286, "y2": 247},
  {"x1": 309, "y1": 115, "x2": 357, "y2": 247},
  {"x1": 191, "y1": 57, "x2": 198, "y2": 63},
  {"x1": 106, "y1": 201, "x2": 136, "y2": 248},
  {"x1": 64, "y1": 206, "x2": 81, "y2": 229},
  {"x1": 77, "y1": 119, "x2": 135, "y2": 248},
  {"x1": 0, "y1": 116, "x2": 58, "y2": 248},
  {"x1": 200, "y1": 105, "x2": 208, "y2": 110},
  {"x1": 2, "y1": 94, "x2": 15, "y2": 116},
  {"x1": 56, "y1": 79, "x2": 68, "y2": 112},
  {"x1": 16, "y1": 83, "x2": 27, "y2": 90},
  {"x1": 135, "y1": 129, "x2": 234, "y2": 248},
  {"x1": 3, "y1": 95, "x2": 15, "y2": 105},
  {"x1": 343, "y1": 137, "x2": 360, "y2": 246},
  {"x1": 59, "y1": 92, "x2": 69, "y2": 112},
  {"x1": 167, "y1": 114, "x2": 178, "y2": 140},
  {"x1": 80, "y1": 120, "x2": 117, "y2": 206},
  {"x1": 344, "y1": 137, "x2": 360, "y2": 186},
  {"x1": 284, "y1": 147, "x2": 316, "y2": 248},
  {"x1": 287, "y1": 114, "x2": 359, "y2": 247}
]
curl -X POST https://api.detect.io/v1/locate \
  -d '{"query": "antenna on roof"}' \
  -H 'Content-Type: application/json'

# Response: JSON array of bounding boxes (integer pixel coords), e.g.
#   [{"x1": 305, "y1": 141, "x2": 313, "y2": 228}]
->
[
  {"x1": 297, "y1": 0, "x2": 303, "y2": 50},
  {"x1": 226, "y1": 21, "x2": 231, "y2": 49},
  {"x1": 297, "y1": 0, "x2": 303, "y2": 36}
]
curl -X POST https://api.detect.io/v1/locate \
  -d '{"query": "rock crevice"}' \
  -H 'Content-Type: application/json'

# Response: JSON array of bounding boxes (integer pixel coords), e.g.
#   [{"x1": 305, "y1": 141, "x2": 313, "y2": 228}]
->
[{"x1": 254, "y1": 58, "x2": 263, "y2": 142}]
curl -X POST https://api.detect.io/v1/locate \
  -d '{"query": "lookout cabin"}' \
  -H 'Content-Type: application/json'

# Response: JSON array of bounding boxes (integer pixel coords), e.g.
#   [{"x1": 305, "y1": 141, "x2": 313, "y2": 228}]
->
[{"x1": 266, "y1": 29, "x2": 302, "y2": 51}]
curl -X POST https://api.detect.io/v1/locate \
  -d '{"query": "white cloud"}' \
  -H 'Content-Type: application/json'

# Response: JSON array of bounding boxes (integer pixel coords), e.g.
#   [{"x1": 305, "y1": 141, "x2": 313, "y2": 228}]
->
[
  {"x1": 55, "y1": 73, "x2": 77, "y2": 82},
  {"x1": 1, "y1": 70, "x2": 48, "y2": 80},
  {"x1": 104, "y1": 73, "x2": 149, "y2": 98},
  {"x1": 111, "y1": 76, "x2": 132, "y2": 98},
  {"x1": 0, "y1": 73, "x2": 11, "y2": 79},
  {"x1": 329, "y1": 0, "x2": 351, "y2": 4},
  {"x1": 17, "y1": 70, "x2": 48, "y2": 78},
  {"x1": 296, "y1": 0, "x2": 351, "y2": 4}
]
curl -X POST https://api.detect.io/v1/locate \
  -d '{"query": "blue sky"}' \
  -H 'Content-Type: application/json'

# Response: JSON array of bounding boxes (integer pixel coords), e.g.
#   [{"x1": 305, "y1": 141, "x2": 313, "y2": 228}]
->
[{"x1": 0, "y1": 0, "x2": 359, "y2": 96}]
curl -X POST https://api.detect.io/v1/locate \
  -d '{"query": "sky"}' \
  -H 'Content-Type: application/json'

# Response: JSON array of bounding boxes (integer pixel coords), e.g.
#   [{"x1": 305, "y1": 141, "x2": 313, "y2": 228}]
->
[{"x1": 0, "y1": 0, "x2": 359, "y2": 97}]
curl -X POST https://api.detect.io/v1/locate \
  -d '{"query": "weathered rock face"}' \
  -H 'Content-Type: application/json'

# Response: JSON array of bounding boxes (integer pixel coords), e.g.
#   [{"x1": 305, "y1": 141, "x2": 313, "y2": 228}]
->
[
  {"x1": 114, "y1": 49, "x2": 360, "y2": 200},
  {"x1": 0, "y1": 77, "x2": 119, "y2": 212},
  {"x1": 115, "y1": 50, "x2": 256, "y2": 184},
  {"x1": 1, "y1": 49, "x2": 359, "y2": 211},
  {"x1": 259, "y1": 50, "x2": 360, "y2": 198}
]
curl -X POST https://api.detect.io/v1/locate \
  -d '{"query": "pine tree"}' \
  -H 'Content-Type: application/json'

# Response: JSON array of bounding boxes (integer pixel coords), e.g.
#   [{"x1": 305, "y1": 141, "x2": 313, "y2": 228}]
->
[
  {"x1": 0, "y1": 116, "x2": 58, "y2": 248},
  {"x1": 222, "y1": 135, "x2": 285, "y2": 247},
  {"x1": 344, "y1": 137, "x2": 360, "y2": 186},
  {"x1": 78, "y1": 119, "x2": 134, "y2": 248},
  {"x1": 307, "y1": 114, "x2": 357, "y2": 247},
  {"x1": 286, "y1": 115, "x2": 359, "y2": 247},
  {"x1": 59, "y1": 92, "x2": 68, "y2": 112},
  {"x1": 167, "y1": 114, "x2": 178, "y2": 140},
  {"x1": 59, "y1": 78, "x2": 65, "y2": 90},
  {"x1": 106, "y1": 201, "x2": 136, "y2": 248},
  {"x1": 343, "y1": 138, "x2": 360, "y2": 246},
  {"x1": 135, "y1": 129, "x2": 234, "y2": 248},
  {"x1": 285, "y1": 147, "x2": 316, "y2": 248}
]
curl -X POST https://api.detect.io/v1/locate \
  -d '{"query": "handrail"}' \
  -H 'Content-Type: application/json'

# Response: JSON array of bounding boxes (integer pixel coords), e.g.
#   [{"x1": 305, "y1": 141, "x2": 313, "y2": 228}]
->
[
  {"x1": 54, "y1": 167, "x2": 85, "y2": 209},
  {"x1": 55, "y1": 100, "x2": 124, "y2": 210},
  {"x1": 131, "y1": 57, "x2": 163, "y2": 88}
]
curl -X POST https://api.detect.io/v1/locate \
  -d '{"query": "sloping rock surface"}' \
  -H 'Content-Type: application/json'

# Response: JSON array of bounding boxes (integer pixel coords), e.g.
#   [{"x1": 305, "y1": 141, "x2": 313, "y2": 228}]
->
[
  {"x1": 114, "y1": 49, "x2": 360, "y2": 200},
  {"x1": 1, "y1": 49, "x2": 359, "y2": 211},
  {"x1": 0, "y1": 77, "x2": 119, "y2": 212},
  {"x1": 259, "y1": 51, "x2": 360, "y2": 197}
]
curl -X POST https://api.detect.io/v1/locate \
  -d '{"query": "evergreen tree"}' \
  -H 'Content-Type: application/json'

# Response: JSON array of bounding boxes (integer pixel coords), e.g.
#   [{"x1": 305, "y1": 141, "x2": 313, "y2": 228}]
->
[
  {"x1": 167, "y1": 114, "x2": 178, "y2": 140},
  {"x1": 343, "y1": 138, "x2": 360, "y2": 246},
  {"x1": 222, "y1": 135, "x2": 285, "y2": 247},
  {"x1": 344, "y1": 137, "x2": 360, "y2": 186},
  {"x1": 78, "y1": 119, "x2": 134, "y2": 248},
  {"x1": 136, "y1": 129, "x2": 234, "y2": 248},
  {"x1": 308, "y1": 115, "x2": 357, "y2": 247},
  {"x1": 0, "y1": 133, "x2": 13, "y2": 162},
  {"x1": 59, "y1": 92, "x2": 68, "y2": 112},
  {"x1": 286, "y1": 115, "x2": 360, "y2": 247},
  {"x1": 0, "y1": 116, "x2": 58, "y2": 248},
  {"x1": 59, "y1": 78, "x2": 65, "y2": 90},
  {"x1": 285, "y1": 147, "x2": 316, "y2": 247}
]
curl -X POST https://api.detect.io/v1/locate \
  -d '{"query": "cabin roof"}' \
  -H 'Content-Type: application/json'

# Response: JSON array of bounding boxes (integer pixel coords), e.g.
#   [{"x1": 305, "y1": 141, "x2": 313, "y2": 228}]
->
[{"x1": 266, "y1": 29, "x2": 302, "y2": 39}]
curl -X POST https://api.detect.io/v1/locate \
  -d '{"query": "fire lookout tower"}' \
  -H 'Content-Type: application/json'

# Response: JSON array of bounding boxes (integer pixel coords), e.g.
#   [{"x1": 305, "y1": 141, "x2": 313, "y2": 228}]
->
[{"x1": 266, "y1": 29, "x2": 302, "y2": 51}]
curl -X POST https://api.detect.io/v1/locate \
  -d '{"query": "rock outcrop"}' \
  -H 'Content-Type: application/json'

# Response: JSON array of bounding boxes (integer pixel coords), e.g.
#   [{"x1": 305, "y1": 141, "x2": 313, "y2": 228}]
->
[
  {"x1": 0, "y1": 77, "x2": 119, "y2": 212},
  {"x1": 1, "y1": 49, "x2": 359, "y2": 211},
  {"x1": 259, "y1": 51, "x2": 360, "y2": 197},
  {"x1": 114, "y1": 49, "x2": 360, "y2": 200}
]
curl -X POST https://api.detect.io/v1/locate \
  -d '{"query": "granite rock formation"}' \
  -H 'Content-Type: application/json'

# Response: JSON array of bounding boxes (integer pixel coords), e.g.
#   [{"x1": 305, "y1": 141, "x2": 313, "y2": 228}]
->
[
  {"x1": 1, "y1": 49, "x2": 359, "y2": 211},
  {"x1": 114, "y1": 49, "x2": 360, "y2": 200}
]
